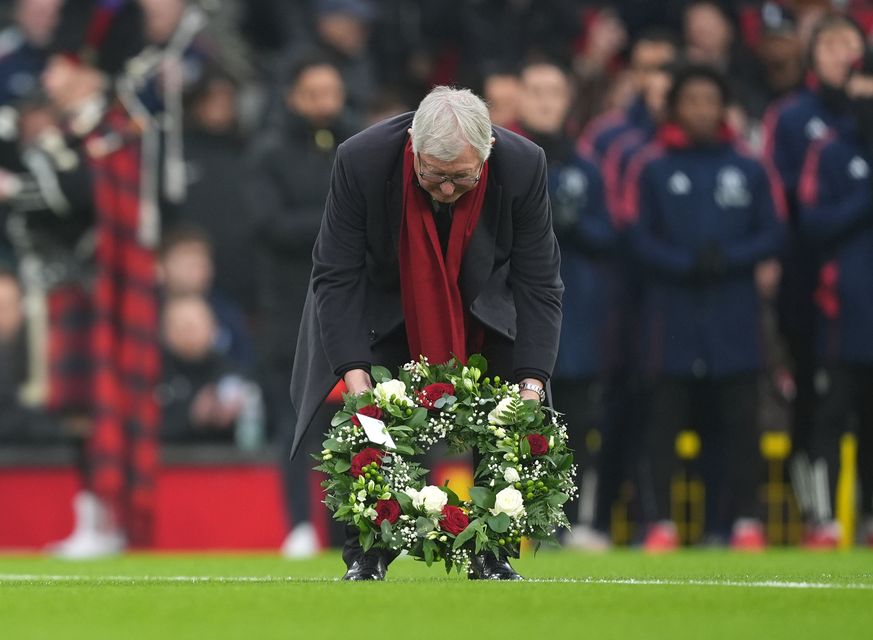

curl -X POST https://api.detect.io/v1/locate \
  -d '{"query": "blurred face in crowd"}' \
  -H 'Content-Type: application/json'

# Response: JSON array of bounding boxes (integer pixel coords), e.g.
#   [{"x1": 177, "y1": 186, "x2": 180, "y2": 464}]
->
[
  {"x1": 630, "y1": 39, "x2": 677, "y2": 91},
  {"x1": 17, "y1": 104, "x2": 57, "y2": 145},
  {"x1": 317, "y1": 12, "x2": 369, "y2": 57},
  {"x1": 642, "y1": 68, "x2": 673, "y2": 124},
  {"x1": 15, "y1": 0, "x2": 61, "y2": 47},
  {"x1": 518, "y1": 63, "x2": 571, "y2": 135},
  {"x1": 160, "y1": 240, "x2": 214, "y2": 296},
  {"x1": 760, "y1": 31, "x2": 804, "y2": 94},
  {"x1": 139, "y1": 0, "x2": 186, "y2": 45},
  {"x1": 673, "y1": 77, "x2": 725, "y2": 143},
  {"x1": 812, "y1": 24, "x2": 864, "y2": 88},
  {"x1": 41, "y1": 55, "x2": 106, "y2": 113},
  {"x1": 192, "y1": 78, "x2": 239, "y2": 134},
  {"x1": 286, "y1": 64, "x2": 346, "y2": 127},
  {"x1": 0, "y1": 275, "x2": 24, "y2": 343},
  {"x1": 162, "y1": 297, "x2": 215, "y2": 362},
  {"x1": 483, "y1": 73, "x2": 521, "y2": 128},
  {"x1": 413, "y1": 143, "x2": 483, "y2": 205},
  {"x1": 684, "y1": 3, "x2": 733, "y2": 64}
]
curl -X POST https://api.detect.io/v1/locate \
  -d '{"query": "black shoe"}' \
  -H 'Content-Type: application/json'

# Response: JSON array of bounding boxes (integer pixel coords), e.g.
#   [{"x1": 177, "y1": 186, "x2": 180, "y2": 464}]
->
[
  {"x1": 467, "y1": 552, "x2": 524, "y2": 580},
  {"x1": 342, "y1": 551, "x2": 387, "y2": 581}
]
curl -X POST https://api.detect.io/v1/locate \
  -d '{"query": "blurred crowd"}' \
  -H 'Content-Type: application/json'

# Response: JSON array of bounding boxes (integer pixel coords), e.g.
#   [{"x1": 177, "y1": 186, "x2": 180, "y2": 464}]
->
[{"x1": 1, "y1": 0, "x2": 872, "y2": 556}]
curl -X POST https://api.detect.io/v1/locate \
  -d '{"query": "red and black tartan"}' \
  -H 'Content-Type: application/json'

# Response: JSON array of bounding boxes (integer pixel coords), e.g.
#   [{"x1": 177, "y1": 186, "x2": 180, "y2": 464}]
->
[
  {"x1": 46, "y1": 284, "x2": 93, "y2": 413},
  {"x1": 85, "y1": 107, "x2": 161, "y2": 546}
]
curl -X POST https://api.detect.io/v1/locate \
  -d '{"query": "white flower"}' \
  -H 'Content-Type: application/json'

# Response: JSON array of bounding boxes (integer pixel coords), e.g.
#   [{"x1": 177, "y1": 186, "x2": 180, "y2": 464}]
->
[
  {"x1": 418, "y1": 485, "x2": 448, "y2": 515},
  {"x1": 493, "y1": 427, "x2": 507, "y2": 439},
  {"x1": 490, "y1": 487, "x2": 525, "y2": 519},
  {"x1": 488, "y1": 397, "x2": 516, "y2": 425},
  {"x1": 503, "y1": 467, "x2": 520, "y2": 483},
  {"x1": 374, "y1": 379, "x2": 412, "y2": 407},
  {"x1": 404, "y1": 487, "x2": 423, "y2": 509}
]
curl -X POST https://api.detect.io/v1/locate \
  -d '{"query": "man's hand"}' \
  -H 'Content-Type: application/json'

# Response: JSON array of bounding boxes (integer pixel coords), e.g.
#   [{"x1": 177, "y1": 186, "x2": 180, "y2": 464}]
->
[
  {"x1": 343, "y1": 368, "x2": 373, "y2": 396},
  {"x1": 519, "y1": 377, "x2": 545, "y2": 403}
]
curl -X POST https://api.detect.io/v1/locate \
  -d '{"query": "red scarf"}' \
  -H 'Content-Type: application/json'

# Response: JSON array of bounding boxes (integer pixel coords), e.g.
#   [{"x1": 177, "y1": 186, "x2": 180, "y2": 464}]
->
[
  {"x1": 398, "y1": 139, "x2": 488, "y2": 364},
  {"x1": 86, "y1": 106, "x2": 161, "y2": 546}
]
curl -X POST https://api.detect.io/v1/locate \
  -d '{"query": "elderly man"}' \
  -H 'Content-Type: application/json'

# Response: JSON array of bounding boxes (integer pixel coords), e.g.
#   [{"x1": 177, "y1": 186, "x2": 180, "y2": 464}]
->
[{"x1": 290, "y1": 86, "x2": 563, "y2": 580}]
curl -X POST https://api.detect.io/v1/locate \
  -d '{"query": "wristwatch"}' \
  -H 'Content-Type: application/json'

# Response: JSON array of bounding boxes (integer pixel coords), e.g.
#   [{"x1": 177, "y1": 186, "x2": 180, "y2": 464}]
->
[{"x1": 519, "y1": 382, "x2": 546, "y2": 403}]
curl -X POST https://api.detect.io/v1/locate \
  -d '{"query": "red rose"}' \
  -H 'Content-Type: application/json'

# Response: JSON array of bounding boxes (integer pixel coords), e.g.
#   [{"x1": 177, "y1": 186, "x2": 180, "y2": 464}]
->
[
  {"x1": 526, "y1": 434, "x2": 549, "y2": 456},
  {"x1": 350, "y1": 447, "x2": 383, "y2": 477},
  {"x1": 439, "y1": 505, "x2": 470, "y2": 536},
  {"x1": 351, "y1": 405, "x2": 383, "y2": 427},
  {"x1": 417, "y1": 383, "x2": 456, "y2": 410},
  {"x1": 374, "y1": 499, "x2": 401, "y2": 526}
]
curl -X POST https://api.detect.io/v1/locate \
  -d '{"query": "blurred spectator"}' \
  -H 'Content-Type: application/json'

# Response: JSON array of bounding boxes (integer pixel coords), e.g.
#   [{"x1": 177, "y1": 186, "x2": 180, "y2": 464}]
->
[
  {"x1": 683, "y1": 0, "x2": 770, "y2": 118},
  {"x1": 626, "y1": 65, "x2": 785, "y2": 551},
  {"x1": 0, "y1": 267, "x2": 29, "y2": 438},
  {"x1": 577, "y1": 27, "x2": 678, "y2": 159},
  {"x1": 363, "y1": 90, "x2": 409, "y2": 127},
  {"x1": 0, "y1": 0, "x2": 61, "y2": 106},
  {"x1": 482, "y1": 67, "x2": 521, "y2": 129},
  {"x1": 244, "y1": 50, "x2": 357, "y2": 558},
  {"x1": 758, "y1": 2, "x2": 805, "y2": 101},
  {"x1": 157, "y1": 294, "x2": 262, "y2": 446},
  {"x1": 513, "y1": 60, "x2": 618, "y2": 549},
  {"x1": 797, "y1": 48, "x2": 873, "y2": 548},
  {"x1": 178, "y1": 66, "x2": 257, "y2": 313},
  {"x1": 763, "y1": 13, "x2": 867, "y2": 529},
  {"x1": 159, "y1": 225, "x2": 254, "y2": 372}
]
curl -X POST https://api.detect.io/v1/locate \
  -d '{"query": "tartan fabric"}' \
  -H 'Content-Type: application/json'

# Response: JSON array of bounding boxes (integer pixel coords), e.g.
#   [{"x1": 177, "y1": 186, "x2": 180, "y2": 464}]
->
[
  {"x1": 85, "y1": 106, "x2": 161, "y2": 546},
  {"x1": 46, "y1": 284, "x2": 93, "y2": 412}
]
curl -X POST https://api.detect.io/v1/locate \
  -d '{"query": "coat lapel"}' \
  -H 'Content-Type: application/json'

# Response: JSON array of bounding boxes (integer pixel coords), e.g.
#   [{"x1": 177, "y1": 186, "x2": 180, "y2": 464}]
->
[{"x1": 459, "y1": 177, "x2": 502, "y2": 305}]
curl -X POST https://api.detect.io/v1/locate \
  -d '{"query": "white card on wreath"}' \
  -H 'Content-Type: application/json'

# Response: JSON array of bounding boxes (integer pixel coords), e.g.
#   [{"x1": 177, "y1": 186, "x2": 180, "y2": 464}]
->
[{"x1": 356, "y1": 413, "x2": 397, "y2": 450}]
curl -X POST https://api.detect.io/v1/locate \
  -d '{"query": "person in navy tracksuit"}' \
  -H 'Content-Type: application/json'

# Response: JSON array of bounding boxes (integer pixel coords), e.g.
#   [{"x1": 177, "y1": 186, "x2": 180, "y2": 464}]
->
[
  {"x1": 626, "y1": 65, "x2": 786, "y2": 551},
  {"x1": 512, "y1": 60, "x2": 618, "y2": 542},
  {"x1": 762, "y1": 15, "x2": 867, "y2": 516},
  {"x1": 798, "y1": 108, "x2": 873, "y2": 547}
]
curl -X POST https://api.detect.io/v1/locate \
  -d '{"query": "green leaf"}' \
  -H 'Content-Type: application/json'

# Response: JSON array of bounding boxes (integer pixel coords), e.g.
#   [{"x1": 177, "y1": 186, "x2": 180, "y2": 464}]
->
[
  {"x1": 467, "y1": 354, "x2": 488, "y2": 376},
  {"x1": 416, "y1": 516, "x2": 435, "y2": 535},
  {"x1": 370, "y1": 365, "x2": 392, "y2": 383},
  {"x1": 395, "y1": 491, "x2": 413, "y2": 512},
  {"x1": 393, "y1": 443, "x2": 416, "y2": 456},
  {"x1": 452, "y1": 520, "x2": 479, "y2": 550},
  {"x1": 547, "y1": 492, "x2": 570, "y2": 507},
  {"x1": 330, "y1": 412, "x2": 352, "y2": 427},
  {"x1": 409, "y1": 407, "x2": 428, "y2": 427},
  {"x1": 486, "y1": 512, "x2": 510, "y2": 533},
  {"x1": 380, "y1": 519, "x2": 393, "y2": 545},
  {"x1": 322, "y1": 438, "x2": 342, "y2": 452},
  {"x1": 440, "y1": 484, "x2": 461, "y2": 507},
  {"x1": 333, "y1": 459, "x2": 351, "y2": 474},
  {"x1": 423, "y1": 538, "x2": 436, "y2": 566},
  {"x1": 469, "y1": 487, "x2": 495, "y2": 509},
  {"x1": 361, "y1": 528, "x2": 376, "y2": 552}
]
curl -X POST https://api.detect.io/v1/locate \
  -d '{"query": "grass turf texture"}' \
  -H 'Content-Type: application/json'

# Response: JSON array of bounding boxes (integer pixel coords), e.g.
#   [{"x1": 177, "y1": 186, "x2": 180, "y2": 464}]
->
[{"x1": 1, "y1": 550, "x2": 871, "y2": 639}]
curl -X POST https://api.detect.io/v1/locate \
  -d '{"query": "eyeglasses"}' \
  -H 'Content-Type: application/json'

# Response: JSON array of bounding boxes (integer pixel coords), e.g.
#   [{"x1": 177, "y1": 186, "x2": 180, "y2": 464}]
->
[{"x1": 416, "y1": 154, "x2": 483, "y2": 187}]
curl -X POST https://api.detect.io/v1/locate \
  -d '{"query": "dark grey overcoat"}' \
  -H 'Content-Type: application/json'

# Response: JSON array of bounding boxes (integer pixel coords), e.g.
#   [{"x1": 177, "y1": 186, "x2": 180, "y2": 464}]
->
[{"x1": 288, "y1": 112, "x2": 563, "y2": 458}]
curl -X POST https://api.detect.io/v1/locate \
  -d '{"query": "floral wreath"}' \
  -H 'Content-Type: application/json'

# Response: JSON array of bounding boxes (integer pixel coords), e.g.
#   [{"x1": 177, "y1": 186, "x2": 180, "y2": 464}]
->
[{"x1": 315, "y1": 354, "x2": 578, "y2": 574}]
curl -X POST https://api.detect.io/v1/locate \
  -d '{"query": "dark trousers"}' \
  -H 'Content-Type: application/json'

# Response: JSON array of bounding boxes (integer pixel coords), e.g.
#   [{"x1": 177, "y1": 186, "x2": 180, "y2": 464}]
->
[
  {"x1": 644, "y1": 374, "x2": 762, "y2": 524},
  {"x1": 810, "y1": 365, "x2": 873, "y2": 522}
]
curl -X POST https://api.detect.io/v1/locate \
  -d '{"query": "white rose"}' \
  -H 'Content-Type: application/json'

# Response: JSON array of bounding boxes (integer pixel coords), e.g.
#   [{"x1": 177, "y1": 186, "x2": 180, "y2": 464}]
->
[
  {"x1": 404, "y1": 487, "x2": 423, "y2": 509},
  {"x1": 418, "y1": 485, "x2": 448, "y2": 515},
  {"x1": 488, "y1": 397, "x2": 516, "y2": 425},
  {"x1": 374, "y1": 379, "x2": 411, "y2": 407},
  {"x1": 503, "y1": 467, "x2": 520, "y2": 483},
  {"x1": 490, "y1": 486, "x2": 525, "y2": 519}
]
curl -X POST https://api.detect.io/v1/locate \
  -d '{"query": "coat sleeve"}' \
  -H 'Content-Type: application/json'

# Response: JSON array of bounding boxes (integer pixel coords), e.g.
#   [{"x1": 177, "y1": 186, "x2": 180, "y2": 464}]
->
[
  {"x1": 798, "y1": 140, "x2": 873, "y2": 246},
  {"x1": 509, "y1": 147, "x2": 564, "y2": 379},
  {"x1": 555, "y1": 161, "x2": 617, "y2": 256},
  {"x1": 628, "y1": 162, "x2": 697, "y2": 279},
  {"x1": 721, "y1": 162, "x2": 786, "y2": 270},
  {"x1": 309, "y1": 143, "x2": 373, "y2": 375}
]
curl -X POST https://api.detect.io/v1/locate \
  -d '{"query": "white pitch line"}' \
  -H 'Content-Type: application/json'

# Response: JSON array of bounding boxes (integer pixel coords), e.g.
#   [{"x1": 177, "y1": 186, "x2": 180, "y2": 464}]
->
[{"x1": 0, "y1": 575, "x2": 872, "y2": 590}]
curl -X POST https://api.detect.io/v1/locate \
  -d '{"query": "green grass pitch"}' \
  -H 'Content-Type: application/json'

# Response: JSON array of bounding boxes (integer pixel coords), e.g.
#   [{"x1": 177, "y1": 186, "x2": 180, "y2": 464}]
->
[{"x1": 1, "y1": 549, "x2": 871, "y2": 639}]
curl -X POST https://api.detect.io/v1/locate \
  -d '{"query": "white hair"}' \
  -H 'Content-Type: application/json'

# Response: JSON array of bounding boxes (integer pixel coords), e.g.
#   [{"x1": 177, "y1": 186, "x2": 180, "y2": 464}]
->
[{"x1": 410, "y1": 86, "x2": 493, "y2": 163}]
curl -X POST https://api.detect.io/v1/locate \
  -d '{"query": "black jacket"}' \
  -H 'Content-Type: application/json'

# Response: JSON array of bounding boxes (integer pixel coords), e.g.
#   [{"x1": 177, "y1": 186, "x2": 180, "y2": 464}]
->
[{"x1": 289, "y1": 112, "x2": 563, "y2": 456}]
